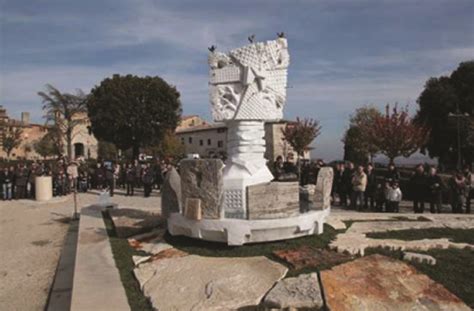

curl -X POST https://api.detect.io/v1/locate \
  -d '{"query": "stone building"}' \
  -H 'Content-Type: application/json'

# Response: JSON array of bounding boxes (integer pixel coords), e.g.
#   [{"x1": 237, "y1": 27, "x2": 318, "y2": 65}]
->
[
  {"x1": 175, "y1": 118, "x2": 309, "y2": 161},
  {"x1": 176, "y1": 122, "x2": 227, "y2": 158},
  {"x1": 0, "y1": 107, "x2": 48, "y2": 159},
  {"x1": 0, "y1": 106, "x2": 97, "y2": 160},
  {"x1": 68, "y1": 112, "x2": 98, "y2": 160},
  {"x1": 176, "y1": 115, "x2": 208, "y2": 131}
]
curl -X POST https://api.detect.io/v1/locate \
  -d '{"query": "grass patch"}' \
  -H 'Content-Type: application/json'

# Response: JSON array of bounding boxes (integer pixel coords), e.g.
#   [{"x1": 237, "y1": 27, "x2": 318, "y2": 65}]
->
[
  {"x1": 365, "y1": 246, "x2": 474, "y2": 308},
  {"x1": 164, "y1": 224, "x2": 339, "y2": 258},
  {"x1": 102, "y1": 211, "x2": 152, "y2": 311},
  {"x1": 366, "y1": 228, "x2": 474, "y2": 244}
]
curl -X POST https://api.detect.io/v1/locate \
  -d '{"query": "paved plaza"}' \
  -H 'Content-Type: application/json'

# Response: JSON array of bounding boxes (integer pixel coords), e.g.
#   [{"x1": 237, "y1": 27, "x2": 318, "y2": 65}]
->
[
  {"x1": 1, "y1": 190, "x2": 473, "y2": 310},
  {"x1": 0, "y1": 190, "x2": 160, "y2": 311}
]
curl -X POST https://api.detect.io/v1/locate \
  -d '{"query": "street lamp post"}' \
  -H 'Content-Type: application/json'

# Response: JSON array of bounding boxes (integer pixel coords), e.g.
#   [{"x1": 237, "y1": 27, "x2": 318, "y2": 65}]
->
[{"x1": 449, "y1": 102, "x2": 470, "y2": 170}]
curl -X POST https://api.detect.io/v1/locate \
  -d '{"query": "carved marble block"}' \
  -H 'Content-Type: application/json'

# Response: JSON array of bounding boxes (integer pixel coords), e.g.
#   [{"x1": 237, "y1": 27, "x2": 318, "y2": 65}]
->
[
  {"x1": 209, "y1": 38, "x2": 289, "y2": 122},
  {"x1": 184, "y1": 198, "x2": 202, "y2": 220},
  {"x1": 247, "y1": 182, "x2": 300, "y2": 220},
  {"x1": 312, "y1": 167, "x2": 334, "y2": 210},
  {"x1": 161, "y1": 167, "x2": 181, "y2": 218},
  {"x1": 180, "y1": 159, "x2": 224, "y2": 219}
]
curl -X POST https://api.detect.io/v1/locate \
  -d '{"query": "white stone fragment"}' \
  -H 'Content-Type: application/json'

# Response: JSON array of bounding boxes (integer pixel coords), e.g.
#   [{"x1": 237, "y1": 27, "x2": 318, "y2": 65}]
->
[{"x1": 403, "y1": 252, "x2": 437, "y2": 265}]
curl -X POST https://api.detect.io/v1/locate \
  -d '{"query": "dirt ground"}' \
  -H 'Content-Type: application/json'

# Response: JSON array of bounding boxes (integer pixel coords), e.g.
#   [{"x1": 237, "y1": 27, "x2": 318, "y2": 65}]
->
[{"x1": 0, "y1": 189, "x2": 161, "y2": 311}]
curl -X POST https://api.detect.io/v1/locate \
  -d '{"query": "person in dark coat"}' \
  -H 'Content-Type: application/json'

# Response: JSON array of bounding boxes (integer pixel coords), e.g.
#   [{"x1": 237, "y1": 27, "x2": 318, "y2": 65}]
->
[
  {"x1": 104, "y1": 162, "x2": 115, "y2": 197},
  {"x1": 125, "y1": 163, "x2": 136, "y2": 196},
  {"x1": 300, "y1": 160, "x2": 311, "y2": 186},
  {"x1": 449, "y1": 171, "x2": 467, "y2": 214},
  {"x1": 27, "y1": 162, "x2": 39, "y2": 199},
  {"x1": 427, "y1": 166, "x2": 444, "y2": 213},
  {"x1": 333, "y1": 162, "x2": 345, "y2": 206},
  {"x1": 272, "y1": 156, "x2": 285, "y2": 181},
  {"x1": 385, "y1": 162, "x2": 400, "y2": 183},
  {"x1": 463, "y1": 165, "x2": 472, "y2": 214},
  {"x1": 364, "y1": 163, "x2": 377, "y2": 210},
  {"x1": 142, "y1": 164, "x2": 155, "y2": 198},
  {"x1": 0, "y1": 167, "x2": 13, "y2": 200},
  {"x1": 410, "y1": 164, "x2": 427, "y2": 213},
  {"x1": 94, "y1": 163, "x2": 105, "y2": 190},
  {"x1": 341, "y1": 162, "x2": 354, "y2": 207},
  {"x1": 15, "y1": 163, "x2": 28, "y2": 199}
]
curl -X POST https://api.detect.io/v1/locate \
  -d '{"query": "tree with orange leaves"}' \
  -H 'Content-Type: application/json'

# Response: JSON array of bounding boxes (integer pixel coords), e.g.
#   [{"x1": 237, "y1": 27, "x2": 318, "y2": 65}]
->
[
  {"x1": 365, "y1": 104, "x2": 430, "y2": 162},
  {"x1": 281, "y1": 117, "x2": 321, "y2": 179}
]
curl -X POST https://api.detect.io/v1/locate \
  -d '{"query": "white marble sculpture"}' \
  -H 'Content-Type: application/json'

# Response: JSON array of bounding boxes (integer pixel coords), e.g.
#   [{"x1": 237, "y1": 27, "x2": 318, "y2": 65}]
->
[
  {"x1": 208, "y1": 37, "x2": 290, "y2": 218},
  {"x1": 167, "y1": 35, "x2": 331, "y2": 245}
]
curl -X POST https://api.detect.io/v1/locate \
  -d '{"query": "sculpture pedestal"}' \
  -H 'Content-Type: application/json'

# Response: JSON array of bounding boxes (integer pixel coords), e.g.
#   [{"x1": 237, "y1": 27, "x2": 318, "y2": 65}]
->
[
  {"x1": 35, "y1": 176, "x2": 53, "y2": 201},
  {"x1": 168, "y1": 209, "x2": 330, "y2": 246},
  {"x1": 222, "y1": 120, "x2": 274, "y2": 219}
]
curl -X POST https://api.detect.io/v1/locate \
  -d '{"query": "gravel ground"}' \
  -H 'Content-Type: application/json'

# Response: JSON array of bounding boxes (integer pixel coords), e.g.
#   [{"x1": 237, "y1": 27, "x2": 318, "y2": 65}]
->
[{"x1": 0, "y1": 189, "x2": 161, "y2": 311}]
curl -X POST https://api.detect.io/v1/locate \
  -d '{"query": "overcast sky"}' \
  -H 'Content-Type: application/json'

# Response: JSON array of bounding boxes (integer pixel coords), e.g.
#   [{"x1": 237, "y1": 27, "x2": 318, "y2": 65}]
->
[{"x1": 1, "y1": 0, "x2": 473, "y2": 161}]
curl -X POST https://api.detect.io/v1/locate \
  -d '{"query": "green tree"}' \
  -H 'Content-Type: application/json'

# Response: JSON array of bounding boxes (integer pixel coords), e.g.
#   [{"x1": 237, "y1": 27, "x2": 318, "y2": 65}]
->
[
  {"x1": 34, "y1": 134, "x2": 59, "y2": 159},
  {"x1": 97, "y1": 141, "x2": 118, "y2": 161},
  {"x1": 342, "y1": 106, "x2": 382, "y2": 162},
  {"x1": 145, "y1": 130, "x2": 185, "y2": 160},
  {"x1": 38, "y1": 84, "x2": 87, "y2": 162},
  {"x1": 416, "y1": 61, "x2": 474, "y2": 168},
  {"x1": 87, "y1": 74, "x2": 182, "y2": 159},
  {"x1": 343, "y1": 126, "x2": 371, "y2": 164},
  {"x1": 2, "y1": 127, "x2": 23, "y2": 159}
]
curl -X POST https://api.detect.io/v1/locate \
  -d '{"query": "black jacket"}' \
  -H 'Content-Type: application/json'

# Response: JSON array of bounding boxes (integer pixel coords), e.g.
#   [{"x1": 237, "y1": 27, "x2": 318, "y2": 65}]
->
[
  {"x1": 427, "y1": 174, "x2": 444, "y2": 195},
  {"x1": 410, "y1": 172, "x2": 427, "y2": 197},
  {"x1": 365, "y1": 171, "x2": 377, "y2": 194},
  {"x1": 0, "y1": 171, "x2": 13, "y2": 184}
]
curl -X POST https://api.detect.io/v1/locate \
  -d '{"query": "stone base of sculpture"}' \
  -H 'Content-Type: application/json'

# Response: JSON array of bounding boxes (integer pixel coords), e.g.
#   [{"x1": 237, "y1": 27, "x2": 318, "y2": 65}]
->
[
  {"x1": 222, "y1": 120, "x2": 274, "y2": 219},
  {"x1": 167, "y1": 208, "x2": 330, "y2": 246}
]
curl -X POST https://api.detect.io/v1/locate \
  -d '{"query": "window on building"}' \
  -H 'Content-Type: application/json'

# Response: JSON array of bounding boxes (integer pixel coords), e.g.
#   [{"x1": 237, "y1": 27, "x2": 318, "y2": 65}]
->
[
  {"x1": 207, "y1": 139, "x2": 211, "y2": 146},
  {"x1": 199, "y1": 139, "x2": 203, "y2": 146},
  {"x1": 188, "y1": 137, "x2": 193, "y2": 144},
  {"x1": 217, "y1": 140, "x2": 223, "y2": 148},
  {"x1": 217, "y1": 128, "x2": 226, "y2": 133},
  {"x1": 181, "y1": 137, "x2": 184, "y2": 145}
]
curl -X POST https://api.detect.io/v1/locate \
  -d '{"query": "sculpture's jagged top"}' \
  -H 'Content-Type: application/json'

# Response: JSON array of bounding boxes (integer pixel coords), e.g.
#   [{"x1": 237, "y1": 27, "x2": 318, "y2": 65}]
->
[{"x1": 208, "y1": 36, "x2": 290, "y2": 122}]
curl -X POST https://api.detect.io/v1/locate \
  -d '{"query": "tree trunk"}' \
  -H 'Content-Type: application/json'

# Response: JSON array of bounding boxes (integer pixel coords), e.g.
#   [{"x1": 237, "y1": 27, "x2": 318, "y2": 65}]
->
[{"x1": 66, "y1": 128, "x2": 73, "y2": 162}]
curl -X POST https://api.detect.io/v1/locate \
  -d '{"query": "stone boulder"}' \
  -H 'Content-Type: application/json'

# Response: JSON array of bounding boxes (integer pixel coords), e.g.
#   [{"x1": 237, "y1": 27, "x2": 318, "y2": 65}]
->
[
  {"x1": 134, "y1": 255, "x2": 287, "y2": 310},
  {"x1": 263, "y1": 273, "x2": 323, "y2": 309},
  {"x1": 161, "y1": 167, "x2": 182, "y2": 219},
  {"x1": 108, "y1": 208, "x2": 163, "y2": 238},
  {"x1": 321, "y1": 254, "x2": 470, "y2": 311},
  {"x1": 180, "y1": 159, "x2": 224, "y2": 219}
]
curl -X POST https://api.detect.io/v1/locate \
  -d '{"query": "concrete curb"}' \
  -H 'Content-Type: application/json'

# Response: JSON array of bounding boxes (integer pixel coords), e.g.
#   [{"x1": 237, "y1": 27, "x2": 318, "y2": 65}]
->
[{"x1": 70, "y1": 205, "x2": 130, "y2": 311}]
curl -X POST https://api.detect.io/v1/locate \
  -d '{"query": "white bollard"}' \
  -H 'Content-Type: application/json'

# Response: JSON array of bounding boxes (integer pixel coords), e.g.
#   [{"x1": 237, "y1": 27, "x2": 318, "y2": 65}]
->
[{"x1": 35, "y1": 176, "x2": 53, "y2": 201}]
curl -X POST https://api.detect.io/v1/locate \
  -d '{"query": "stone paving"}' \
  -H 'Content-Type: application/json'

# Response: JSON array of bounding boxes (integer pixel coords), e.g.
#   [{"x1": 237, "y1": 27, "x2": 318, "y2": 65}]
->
[
  {"x1": 321, "y1": 254, "x2": 470, "y2": 311},
  {"x1": 0, "y1": 189, "x2": 160, "y2": 311},
  {"x1": 135, "y1": 255, "x2": 288, "y2": 310},
  {"x1": 327, "y1": 211, "x2": 474, "y2": 255}
]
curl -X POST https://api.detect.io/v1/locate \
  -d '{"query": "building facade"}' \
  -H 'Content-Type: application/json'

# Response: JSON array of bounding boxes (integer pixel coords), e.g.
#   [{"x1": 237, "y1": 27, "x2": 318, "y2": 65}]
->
[
  {"x1": 0, "y1": 106, "x2": 97, "y2": 160},
  {"x1": 175, "y1": 119, "x2": 309, "y2": 161}
]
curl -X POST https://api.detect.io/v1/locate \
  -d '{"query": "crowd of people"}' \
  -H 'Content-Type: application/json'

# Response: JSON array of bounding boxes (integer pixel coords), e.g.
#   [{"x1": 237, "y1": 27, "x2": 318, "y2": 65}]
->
[
  {"x1": 0, "y1": 158, "x2": 174, "y2": 200},
  {"x1": 272, "y1": 156, "x2": 473, "y2": 214},
  {"x1": 2, "y1": 156, "x2": 473, "y2": 215}
]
